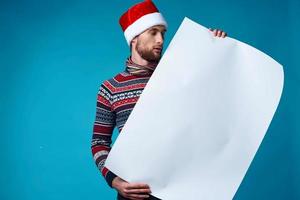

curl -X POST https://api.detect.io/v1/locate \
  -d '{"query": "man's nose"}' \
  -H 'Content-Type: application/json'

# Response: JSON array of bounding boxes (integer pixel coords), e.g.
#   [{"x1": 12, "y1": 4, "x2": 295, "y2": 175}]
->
[{"x1": 155, "y1": 33, "x2": 164, "y2": 45}]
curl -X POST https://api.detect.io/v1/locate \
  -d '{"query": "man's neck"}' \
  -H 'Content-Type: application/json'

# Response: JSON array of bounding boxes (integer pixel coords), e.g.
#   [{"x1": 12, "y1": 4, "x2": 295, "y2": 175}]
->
[{"x1": 131, "y1": 51, "x2": 150, "y2": 66}]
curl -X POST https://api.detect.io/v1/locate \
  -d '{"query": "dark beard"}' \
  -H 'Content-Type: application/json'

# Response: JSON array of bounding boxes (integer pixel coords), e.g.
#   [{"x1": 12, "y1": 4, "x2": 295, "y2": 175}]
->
[{"x1": 136, "y1": 41, "x2": 161, "y2": 63}]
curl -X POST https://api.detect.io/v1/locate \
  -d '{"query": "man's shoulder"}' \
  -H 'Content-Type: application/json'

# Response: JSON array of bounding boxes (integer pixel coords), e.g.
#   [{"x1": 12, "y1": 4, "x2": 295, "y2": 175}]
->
[
  {"x1": 99, "y1": 71, "x2": 149, "y2": 94},
  {"x1": 106, "y1": 71, "x2": 133, "y2": 83},
  {"x1": 99, "y1": 71, "x2": 133, "y2": 92},
  {"x1": 102, "y1": 71, "x2": 132, "y2": 86}
]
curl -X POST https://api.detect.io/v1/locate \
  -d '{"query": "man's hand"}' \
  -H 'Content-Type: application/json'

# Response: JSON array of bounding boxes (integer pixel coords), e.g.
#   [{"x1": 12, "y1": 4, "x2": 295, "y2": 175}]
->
[
  {"x1": 209, "y1": 28, "x2": 227, "y2": 38},
  {"x1": 112, "y1": 177, "x2": 152, "y2": 200}
]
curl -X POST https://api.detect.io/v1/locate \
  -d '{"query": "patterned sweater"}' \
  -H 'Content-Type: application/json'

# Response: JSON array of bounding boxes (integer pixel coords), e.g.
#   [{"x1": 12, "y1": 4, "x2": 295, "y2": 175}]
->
[{"x1": 91, "y1": 68, "x2": 153, "y2": 187}]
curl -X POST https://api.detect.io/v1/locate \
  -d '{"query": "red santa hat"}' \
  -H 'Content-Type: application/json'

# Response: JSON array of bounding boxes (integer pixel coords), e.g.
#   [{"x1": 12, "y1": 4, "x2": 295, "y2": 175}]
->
[{"x1": 119, "y1": 0, "x2": 168, "y2": 45}]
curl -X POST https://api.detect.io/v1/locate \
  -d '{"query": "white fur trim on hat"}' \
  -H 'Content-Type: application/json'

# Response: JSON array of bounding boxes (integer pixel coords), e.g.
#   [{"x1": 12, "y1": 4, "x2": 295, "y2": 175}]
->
[{"x1": 124, "y1": 12, "x2": 168, "y2": 45}]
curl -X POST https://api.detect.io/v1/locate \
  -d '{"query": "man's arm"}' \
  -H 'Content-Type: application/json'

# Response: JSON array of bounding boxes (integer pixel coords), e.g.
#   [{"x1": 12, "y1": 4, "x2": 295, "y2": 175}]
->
[
  {"x1": 91, "y1": 83, "x2": 151, "y2": 200},
  {"x1": 91, "y1": 83, "x2": 117, "y2": 187}
]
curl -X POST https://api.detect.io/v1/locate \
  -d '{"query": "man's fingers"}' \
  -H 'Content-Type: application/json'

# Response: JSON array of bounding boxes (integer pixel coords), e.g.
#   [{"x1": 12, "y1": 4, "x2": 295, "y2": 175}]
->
[
  {"x1": 221, "y1": 31, "x2": 227, "y2": 38},
  {"x1": 209, "y1": 28, "x2": 227, "y2": 38},
  {"x1": 126, "y1": 183, "x2": 150, "y2": 190},
  {"x1": 213, "y1": 29, "x2": 217, "y2": 36},
  {"x1": 125, "y1": 188, "x2": 151, "y2": 194}
]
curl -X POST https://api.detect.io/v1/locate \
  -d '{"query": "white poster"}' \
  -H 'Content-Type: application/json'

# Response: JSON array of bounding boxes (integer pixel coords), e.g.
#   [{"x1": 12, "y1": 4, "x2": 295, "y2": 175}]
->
[{"x1": 105, "y1": 17, "x2": 284, "y2": 200}]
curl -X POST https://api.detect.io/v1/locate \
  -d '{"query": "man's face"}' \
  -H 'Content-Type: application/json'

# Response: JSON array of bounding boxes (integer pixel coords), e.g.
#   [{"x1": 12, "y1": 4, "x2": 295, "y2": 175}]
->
[{"x1": 134, "y1": 25, "x2": 166, "y2": 62}]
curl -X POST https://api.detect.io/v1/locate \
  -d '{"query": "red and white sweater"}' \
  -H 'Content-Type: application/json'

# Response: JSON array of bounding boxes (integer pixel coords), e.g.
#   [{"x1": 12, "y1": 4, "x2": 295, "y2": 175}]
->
[{"x1": 91, "y1": 58, "x2": 157, "y2": 187}]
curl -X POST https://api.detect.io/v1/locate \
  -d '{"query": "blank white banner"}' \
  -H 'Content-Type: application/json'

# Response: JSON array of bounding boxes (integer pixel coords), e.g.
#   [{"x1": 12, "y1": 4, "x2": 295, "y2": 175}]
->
[{"x1": 105, "y1": 17, "x2": 284, "y2": 200}]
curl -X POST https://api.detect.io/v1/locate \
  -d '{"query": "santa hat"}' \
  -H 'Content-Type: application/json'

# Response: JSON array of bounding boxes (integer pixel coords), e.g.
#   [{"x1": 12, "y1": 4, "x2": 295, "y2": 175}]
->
[{"x1": 119, "y1": 0, "x2": 168, "y2": 45}]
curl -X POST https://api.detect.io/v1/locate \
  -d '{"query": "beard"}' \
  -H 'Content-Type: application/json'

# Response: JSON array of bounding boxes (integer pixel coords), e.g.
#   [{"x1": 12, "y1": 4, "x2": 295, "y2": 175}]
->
[{"x1": 135, "y1": 39, "x2": 162, "y2": 63}]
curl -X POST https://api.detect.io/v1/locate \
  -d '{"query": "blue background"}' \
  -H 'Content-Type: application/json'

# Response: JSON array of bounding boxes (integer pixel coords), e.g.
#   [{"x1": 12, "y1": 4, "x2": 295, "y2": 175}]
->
[{"x1": 1, "y1": 0, "x2": 299, "y2": 199}]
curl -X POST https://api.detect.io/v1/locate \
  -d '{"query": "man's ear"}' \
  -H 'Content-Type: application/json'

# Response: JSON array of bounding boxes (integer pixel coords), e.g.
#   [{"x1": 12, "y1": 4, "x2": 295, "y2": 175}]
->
[
  {"x1": 130, "y1": 37, "x2": 137, "y2": 51},
  {"x1": 131, "y1": 37, "x2": 137, "y2": 46}
]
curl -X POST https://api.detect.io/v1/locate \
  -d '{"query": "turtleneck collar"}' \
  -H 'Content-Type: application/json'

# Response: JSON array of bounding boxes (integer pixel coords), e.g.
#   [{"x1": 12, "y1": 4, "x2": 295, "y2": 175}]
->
[{"x1": 125, "y1": 56, "x2": 158, "y2": 76}]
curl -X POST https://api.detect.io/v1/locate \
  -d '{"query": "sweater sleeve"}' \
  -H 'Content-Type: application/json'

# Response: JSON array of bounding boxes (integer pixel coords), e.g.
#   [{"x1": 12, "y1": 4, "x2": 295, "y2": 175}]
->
[{"x1": 91, "y1": 82, "x2": 117, "y2": 188}]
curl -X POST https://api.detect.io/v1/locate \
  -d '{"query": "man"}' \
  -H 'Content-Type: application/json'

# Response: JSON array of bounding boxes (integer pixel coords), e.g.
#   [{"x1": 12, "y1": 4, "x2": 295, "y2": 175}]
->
[{"x1": 91, "y1": 1, "x2": 227, "y2": 200}]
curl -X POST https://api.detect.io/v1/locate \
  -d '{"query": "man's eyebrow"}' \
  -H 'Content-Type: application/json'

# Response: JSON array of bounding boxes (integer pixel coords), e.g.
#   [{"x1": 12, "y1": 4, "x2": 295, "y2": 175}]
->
[{"x1": 149, "y1": 27, "x2": 167, "y2": 32}]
